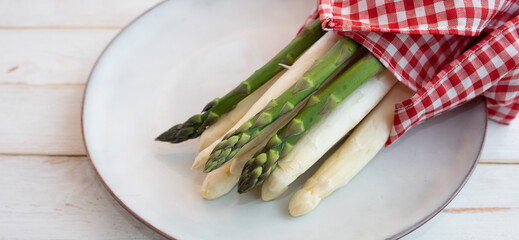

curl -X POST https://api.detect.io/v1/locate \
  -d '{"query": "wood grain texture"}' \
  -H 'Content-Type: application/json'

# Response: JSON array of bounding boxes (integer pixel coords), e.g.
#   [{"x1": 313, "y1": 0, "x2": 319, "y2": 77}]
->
[
  {"x1": 0, "y1": 30, "x2": 117, "y2": 85},
  {"x1": 0, "y1": 156, "x2": 165, "y2": 240},
  {"x1": 0, "y1": 0, "x2": 162, "y2": 27},
  {"x1": 480, "y1": 120, "x2": 519, "y2": 163},
  {"x1": 0, "y1": 85, "x2": 85, "y2": 155}
]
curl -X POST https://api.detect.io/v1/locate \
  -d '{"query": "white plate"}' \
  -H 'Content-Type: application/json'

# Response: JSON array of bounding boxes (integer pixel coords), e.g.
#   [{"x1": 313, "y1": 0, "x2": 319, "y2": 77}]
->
[{"x1": 82, "y1": 0, "x2": 487, "y2": 239}]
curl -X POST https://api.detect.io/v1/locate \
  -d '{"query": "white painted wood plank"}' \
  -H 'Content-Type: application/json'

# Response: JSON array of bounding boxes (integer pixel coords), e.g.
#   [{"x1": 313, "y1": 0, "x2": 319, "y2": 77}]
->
[
  {"x1": 0, "y1": 85, "x2": 85, "y2": 155},
  {"x1": 0, "y1": 30, "x2": 117, "y2": 85},
  {"x1": 480, "y1": 119, "x2": 519, "y2": 163},
  {"x1": 0, "y1": 0, "x2": 162, "y2": 27},
  {"x1": 0, "y1": 156, "x2": 166, "y2": 240}
]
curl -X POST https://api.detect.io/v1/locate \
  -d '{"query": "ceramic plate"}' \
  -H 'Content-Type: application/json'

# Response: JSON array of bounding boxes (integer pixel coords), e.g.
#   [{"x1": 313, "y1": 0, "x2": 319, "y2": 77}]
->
[{"x1": 82, "y1": 0, "x2": 487, "y2": 239}]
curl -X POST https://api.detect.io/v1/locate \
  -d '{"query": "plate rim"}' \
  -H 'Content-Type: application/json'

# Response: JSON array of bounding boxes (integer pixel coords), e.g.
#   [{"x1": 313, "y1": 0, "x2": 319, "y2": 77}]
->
[
  {"x1": 80, "y1": 1, "x2": 488, "y2": 239},
  {"x1": 81, "y1": 1, "x2": 174, "y2": 239},
  {"x1": 389, "y1": 98, "x2": 487, "y2": 239}
]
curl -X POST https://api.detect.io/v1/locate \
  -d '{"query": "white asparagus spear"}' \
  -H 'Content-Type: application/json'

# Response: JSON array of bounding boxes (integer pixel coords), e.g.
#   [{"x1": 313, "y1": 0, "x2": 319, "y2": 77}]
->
[
  {"x1": 261, "y1": 70, "x2": 397, "y2": 201},
  {"x1": 197, "y1": 71, "x2": 284, "y2": 152},
  {"x1": 201, "y1": 100, "x2": 305, "y2": 199},
  {"x1": 288, "y1": 82, "x2": 414, "y2": 216},
  {"x1": 191, "y1": 32, "x2": 341, "y2": 171}
]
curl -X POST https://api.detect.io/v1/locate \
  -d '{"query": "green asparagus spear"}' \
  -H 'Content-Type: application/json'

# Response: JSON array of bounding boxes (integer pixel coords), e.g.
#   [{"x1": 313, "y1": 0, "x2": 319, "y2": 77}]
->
[
  {"x1": 203, "y1": 37, "x2": 360, "y2": 172},
  {"x1": 156, "y1": 19, "x2": 326, "y2": 143},
  {"x1": 237, "y1": 54, "x2": 383, "y2": 193}
]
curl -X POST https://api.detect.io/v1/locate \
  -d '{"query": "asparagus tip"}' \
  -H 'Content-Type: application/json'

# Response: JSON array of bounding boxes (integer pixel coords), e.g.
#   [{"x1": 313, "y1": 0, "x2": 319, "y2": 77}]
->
[{"x1": 155, "y1": 131, "x2": 174, "y2": 142}]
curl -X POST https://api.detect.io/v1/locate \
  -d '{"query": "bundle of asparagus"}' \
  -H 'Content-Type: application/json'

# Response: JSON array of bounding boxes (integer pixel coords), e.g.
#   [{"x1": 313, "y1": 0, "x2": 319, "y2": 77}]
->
[
  {"x1": 156, "y1": 19, "x2": 325, "y2": 143},
  {"x1": 157, "y1": 21, "x2": 413, "y2": 216}
]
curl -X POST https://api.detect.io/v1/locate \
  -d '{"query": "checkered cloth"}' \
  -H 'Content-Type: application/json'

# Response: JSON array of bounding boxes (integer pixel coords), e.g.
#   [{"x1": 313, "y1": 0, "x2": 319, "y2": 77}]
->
[{"x1": 303, "y1": 0, "x2": 519, "y2": 145}]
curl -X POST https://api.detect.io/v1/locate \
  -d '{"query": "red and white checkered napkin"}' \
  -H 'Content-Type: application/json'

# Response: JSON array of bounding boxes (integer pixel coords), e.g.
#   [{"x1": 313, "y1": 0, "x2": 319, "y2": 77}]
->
[{"x1": 304, "y1": 0, "x2": 519, "y2": 145}]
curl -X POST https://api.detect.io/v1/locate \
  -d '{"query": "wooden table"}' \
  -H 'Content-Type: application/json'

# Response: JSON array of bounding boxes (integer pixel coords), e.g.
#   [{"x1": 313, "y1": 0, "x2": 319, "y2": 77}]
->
[{"x1": 1, "y1": 1, "x2": 518, "y2": 239}]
